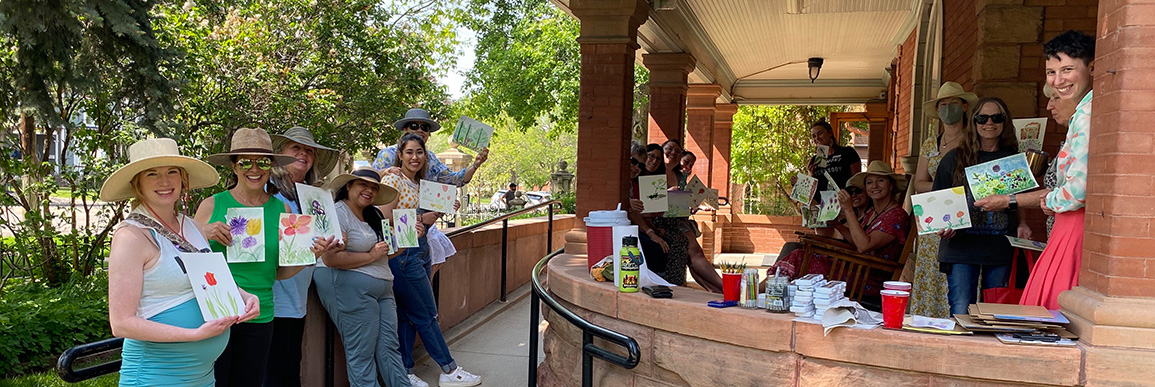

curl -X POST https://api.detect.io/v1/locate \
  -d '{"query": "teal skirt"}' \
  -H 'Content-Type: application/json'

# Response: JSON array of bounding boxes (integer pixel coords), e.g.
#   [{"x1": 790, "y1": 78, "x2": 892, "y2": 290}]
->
[{"x1": 119, "y1": 298, "x2": 230, "y2": 387}]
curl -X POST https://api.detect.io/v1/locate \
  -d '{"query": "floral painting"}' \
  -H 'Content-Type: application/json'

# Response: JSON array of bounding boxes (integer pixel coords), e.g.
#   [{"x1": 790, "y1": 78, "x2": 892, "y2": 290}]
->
[
  {"x1": 815, "y1": 191, "x2": 841, "y2": 222},
  {"x1": 279, "y1": 213, "x2": 316, "y2": 266},
  {"x1": 637, "y1": 175, "x2": 668, "y2": 213},
  {"x1": 911, "y1": 187, "x2": 973, "y2": 235},
  {"x1": 180, "y1": 252, "x2": 246, "y2": 321},
  {"x1": 225, "y1": 207, "x2": 264, "y2": 263},
  {"x1": 790, "y1": 173, "x2": 818, "y2": 204},
  {"x1": 452, "y1": 116, "x2": 495, "y2": 152},
  {"x1": 419, "y1": 179, "x2": 457, "y2": 213},
  {"x1": 1013, "y1": 117, "x2": 1047, "y2": 152},
  {"x1": 964, "y1": 153, "x2": 1039, "y2": 200},
  {"x1": 685, "y1": 175, "x2": 708, "y2": 207},
  {"x1": 296, "y1": 183, "x2": 342, "y2": 243},
  {"x1": 381, "y1": 219, "x2": 398, "y2": 254},
  {"x1": 393, "y1": 209, "x2": 419, "y2": 248},
  {"x1": 1006, "y1": 236, "x2": 1047, "y2": 252}
]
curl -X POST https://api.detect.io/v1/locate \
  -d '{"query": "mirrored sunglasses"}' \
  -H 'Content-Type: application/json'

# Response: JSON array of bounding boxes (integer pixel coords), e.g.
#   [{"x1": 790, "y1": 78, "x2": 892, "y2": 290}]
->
[{"x1": 236, "y1": 158, "x2": 273, "y2": 171}]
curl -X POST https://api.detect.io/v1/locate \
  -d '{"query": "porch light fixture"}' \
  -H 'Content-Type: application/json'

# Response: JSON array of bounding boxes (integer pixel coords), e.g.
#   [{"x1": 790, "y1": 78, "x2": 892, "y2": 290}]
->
[{"x1": 808, "y1": 57, "x2": 824, "y2": 83}]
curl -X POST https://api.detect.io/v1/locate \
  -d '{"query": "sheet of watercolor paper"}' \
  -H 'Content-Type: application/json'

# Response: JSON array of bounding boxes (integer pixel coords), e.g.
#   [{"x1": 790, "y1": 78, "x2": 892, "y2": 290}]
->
[
  {"x1": 1013, "y1": 117, "x2": 1047, "y2": 152},
  {"x1": 815, "y1": 145, "x2": 829, "y2": 168},
  {"x1": 392, "y1": 209, "x2": 419, "y2": 248},
  {"x1": 225, "y1": 207, "x2": 264, "y2": 263},
  {"x1": 637, "y1": 175, "x2": 669, "y2": 213},
  {"x1": 791, "y1": 173, "x2": 819, "y2": 204},
  {"x1": 381, "y1": 219, "x2": 398, "y2": 255},
  {"x1": 452, "y1": 116, "x2": 495, "y2": 152},
  {"x1": 419, "y1": 179, "x2": 457, "y2": 213},
  {"x1": 964, "y1": 153, "x2": 1039, "y2": 200},
  {"x1": 1006, "y1": 236, "x2": 1047, "y2": 252},
  {"x1": 664, "y1": 190, "x2": 692, "y2": 218},
  {"x1": 702, "y1": 187, "x2": 719, "y2": 209},
  {"x1": 278, "y1": 213, "x2": 316, "y2": 266},
  {"x1": 816, "y1": 191, "x2": 841, "y2": 222},
  {"x1": 823, "y1": 171, "x2": 840, "y2": 190},
  {"x1": 685, "y1": 175, "x2": 708, "y2": 207},
  {"x1": 296, "y1": 183, "x2": 342, "y2": 243},
  {"x1": 179, "y1": 252, "x2": 247, "y2": 321},
  {"x1": 911, "y1": 187, "x2": 973, "y2": 235}
]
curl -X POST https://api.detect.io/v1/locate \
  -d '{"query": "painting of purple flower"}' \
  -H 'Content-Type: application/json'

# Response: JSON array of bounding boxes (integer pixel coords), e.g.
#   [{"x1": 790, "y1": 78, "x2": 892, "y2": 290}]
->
[
  {"x1": 241, "y1": 236, "x2": 258, "y2": 249},
  {"x1": 399, "y1": 214, "x2": 408, "y2": 225},
  {"x1": 992, "y1": 165, "x2": 1000, "y2": 173},
  {"x1": 943, "y1": 214, "x2": 951, "y2": 222},
  {"x1": 229, "y1": 217, "x2": 248, "y2": 235},
  {"x1": 311, "y1": 200, "x2": 325, "y2": 216}
]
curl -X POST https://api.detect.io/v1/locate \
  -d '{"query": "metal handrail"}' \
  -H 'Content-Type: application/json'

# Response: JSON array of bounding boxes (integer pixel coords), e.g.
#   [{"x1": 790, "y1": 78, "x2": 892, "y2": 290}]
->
[
  {"x1": 55, "y1": 337, "x2": 123, "y2": 383},
  {"x1": 444, "y1": 200, "x2": 559, "y2": 302},
  {"x1": 443, "y1": 200, "x2": 560, "y2": 238},
  {"x1": 529, "y1": 249, "x2": 641, "y2": 387}
]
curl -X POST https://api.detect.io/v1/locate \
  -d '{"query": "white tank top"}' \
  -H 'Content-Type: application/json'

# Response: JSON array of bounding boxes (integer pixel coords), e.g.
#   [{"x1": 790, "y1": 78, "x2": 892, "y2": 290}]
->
[{"x1": 121, "y1": 211, "x2": 211, "y2": 319}]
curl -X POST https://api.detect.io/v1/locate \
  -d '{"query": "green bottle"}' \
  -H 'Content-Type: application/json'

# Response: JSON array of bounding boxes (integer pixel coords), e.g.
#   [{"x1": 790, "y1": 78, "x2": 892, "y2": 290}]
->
[{"x1": 618, "y1": 236, "x2": 641, "y2": 293}]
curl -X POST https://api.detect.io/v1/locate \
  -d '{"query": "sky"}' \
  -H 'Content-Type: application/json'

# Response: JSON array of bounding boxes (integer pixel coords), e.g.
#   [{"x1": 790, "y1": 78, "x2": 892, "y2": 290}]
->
[{"x1": 442, "y1": 27, "x2": 477, "y2": 99}]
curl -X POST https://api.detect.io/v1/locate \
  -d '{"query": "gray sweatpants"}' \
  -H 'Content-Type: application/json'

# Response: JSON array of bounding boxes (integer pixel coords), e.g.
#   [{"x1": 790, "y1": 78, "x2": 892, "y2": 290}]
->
[{"x1": 314, "y1": 267, "x2": 410, "y2": 387}]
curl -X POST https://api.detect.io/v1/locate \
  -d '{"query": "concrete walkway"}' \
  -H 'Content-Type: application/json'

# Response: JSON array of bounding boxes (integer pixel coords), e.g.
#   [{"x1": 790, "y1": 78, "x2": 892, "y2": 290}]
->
[{"x1": 411, "y1": 284, "x2": 545, "y2": 386}]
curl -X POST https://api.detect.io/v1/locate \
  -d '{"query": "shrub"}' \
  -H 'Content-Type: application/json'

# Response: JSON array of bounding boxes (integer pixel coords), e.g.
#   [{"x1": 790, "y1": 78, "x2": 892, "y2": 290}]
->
[
  {"x1": 556, "y1": 191, "x2": 576, "y2": 214},
  {"x1": 0, "y1": 272, "x2": 111, "y2": 377}
]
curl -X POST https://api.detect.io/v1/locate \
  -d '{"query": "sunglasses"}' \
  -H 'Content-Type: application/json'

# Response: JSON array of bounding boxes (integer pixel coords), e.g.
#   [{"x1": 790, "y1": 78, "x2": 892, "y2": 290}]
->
[
  {"x1": 236, "y1": 158, "x2": 273, "y2": 171},
  {"x1": 630, "y1": 158, "x2": 641, "y2": 166},
  {"x1": 846, "y1": 187, "x2": 864, "y2": 195},
  {"x1": 972, "y1": 113, "x2": 1007, "y2": 125},
  {"x1": 405, "y1": 122, "x2": 433, "y2": 132}
]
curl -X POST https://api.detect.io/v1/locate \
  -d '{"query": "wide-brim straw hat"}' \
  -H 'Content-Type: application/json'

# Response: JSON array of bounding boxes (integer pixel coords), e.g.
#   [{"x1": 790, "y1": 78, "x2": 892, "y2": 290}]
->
[
  {"x1": 271, "y1": 126, "x2": 340, "y2": 177},
  {"x1": 392, "y1": 108, "x2": 442, "y2": 132},
  {"x1": 99, "y1": 138, "x2": 221, "y2": 202},
  {"x1": 847, "y1": 160, "x2": 909, "y2": 193},
  {"x1": 206, "y1": 128, "x2": 297, "y2": 167},
  {"x1": 326, "y1": 168, "x2": 399, "y2": 206},
  {"x1": 922, "y1": 81, "x2": 979, "y2": 119}
]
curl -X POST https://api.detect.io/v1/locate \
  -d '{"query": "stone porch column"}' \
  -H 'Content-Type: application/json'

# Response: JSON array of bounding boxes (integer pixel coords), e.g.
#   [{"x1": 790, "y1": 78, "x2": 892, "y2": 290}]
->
[
  {"x1": 643, "y1": 53, "x2": 695, "y2": 145},
  {"x1": 1058, "y1": 2, "x2": 1155, "y2": 385},
  {"x1": 684, "y1": 84, "x2": 722, "y2": 184},
  {"x1": 565, "y1": 0, "x2": 648, "y2": 253},
  {"x1": 711, "y1": 103, "x2": 737, "y2": 199}
]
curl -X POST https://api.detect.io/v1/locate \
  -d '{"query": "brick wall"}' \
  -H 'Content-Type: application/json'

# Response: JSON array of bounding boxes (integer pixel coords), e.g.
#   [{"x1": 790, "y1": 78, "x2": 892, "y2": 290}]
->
[
  {"x1": 893, "y1": 29, "x2": 918, "y2": 172},
  {"x1": 942, "y1": 0, "x2": 978, "y2": 89},
  {"x1": 722, "y1": 215, "x2": 809, "y2": 254}
]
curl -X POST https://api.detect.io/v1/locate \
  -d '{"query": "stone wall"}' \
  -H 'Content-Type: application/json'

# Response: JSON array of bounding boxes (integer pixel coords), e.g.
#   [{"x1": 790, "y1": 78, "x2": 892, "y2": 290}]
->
[{"x1": 715, "y1": 214, "x2": 808, "y2": 255}]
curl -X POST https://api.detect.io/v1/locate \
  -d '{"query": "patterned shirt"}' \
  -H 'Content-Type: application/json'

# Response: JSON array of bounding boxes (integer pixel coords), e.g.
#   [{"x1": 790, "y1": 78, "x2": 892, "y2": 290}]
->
[
  {"x1": 372, "y1": 146, "x2": 468, "y2": 187},
  {"x1": 1045, "y1": 91, "x2": 1092, "y2": 213},
  {"x1": 381, "y1": 173, "x2": 420, "y2": 209}
]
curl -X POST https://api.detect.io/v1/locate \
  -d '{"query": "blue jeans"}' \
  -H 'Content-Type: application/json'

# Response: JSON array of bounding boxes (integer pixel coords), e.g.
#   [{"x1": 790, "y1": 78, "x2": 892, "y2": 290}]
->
[
  {"x1": 313, "y1": 268, "x2": 409, "y2": 387},
  {"x1": 945, "y1": 263, "x2": 1011, "y2": 315},
  {"x1": 390, "y1": 236, "x2": 457, "y2": 374}
]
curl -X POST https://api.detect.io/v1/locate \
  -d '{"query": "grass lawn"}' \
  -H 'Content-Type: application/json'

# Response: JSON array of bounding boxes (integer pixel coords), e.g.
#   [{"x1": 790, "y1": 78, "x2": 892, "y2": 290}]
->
[
  {"x1": 50, "y1": 189, "x2": 99, "y2": 200},
  {"x1": 0, "y1": 371, "x2": 118, "y2": 387}
]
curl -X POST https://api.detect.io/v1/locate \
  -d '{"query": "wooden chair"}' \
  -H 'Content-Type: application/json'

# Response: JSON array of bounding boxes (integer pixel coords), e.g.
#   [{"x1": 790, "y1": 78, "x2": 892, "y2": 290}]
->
[{"x1": 794, "y1": 223, "x2": 918, "y2": 302}]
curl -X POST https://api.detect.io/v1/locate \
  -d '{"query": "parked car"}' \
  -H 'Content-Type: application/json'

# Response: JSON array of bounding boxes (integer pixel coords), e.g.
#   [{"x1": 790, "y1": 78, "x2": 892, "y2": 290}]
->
[{"x1": 487, "y1": 190, "x2": 552, "y2": 210}]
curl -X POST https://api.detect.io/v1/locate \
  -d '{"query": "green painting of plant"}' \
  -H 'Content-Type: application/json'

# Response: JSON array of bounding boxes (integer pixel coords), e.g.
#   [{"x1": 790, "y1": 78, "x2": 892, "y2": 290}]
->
[
  {"x1": 393, "y1": 209, "x2": 419, "y2": 248},
  {"x1": 964, "y1": 153, "x2": 1039, "y2": 200}
]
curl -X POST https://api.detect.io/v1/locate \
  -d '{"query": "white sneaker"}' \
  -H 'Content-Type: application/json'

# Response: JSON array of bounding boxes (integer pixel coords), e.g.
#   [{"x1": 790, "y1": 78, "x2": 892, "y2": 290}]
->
[
  {"x1": 408, "y1": 373, "x2": 430, "y2": 387},
  {"x1": 438, "y1": 367, "x2": 482, "y2": 386}
]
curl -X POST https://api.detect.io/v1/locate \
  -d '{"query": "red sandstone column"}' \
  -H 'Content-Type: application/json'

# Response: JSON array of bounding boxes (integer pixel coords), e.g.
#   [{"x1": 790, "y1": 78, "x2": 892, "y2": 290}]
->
[
  {"x1": 643, "y1": 53, "x2": 695, "y2": 145},
  {"x1": 711, "y1": 103, "x2": 737, "y2": 199},
  {"x1": 1058, "y1": 2, "x2": 1155, "y2": 384},
  {"x1": 685, "y1": 84, "x2": 722, "y2": 184},
  {"x1": 565, "y1": 0, "x2": 648, "y2": 253}
]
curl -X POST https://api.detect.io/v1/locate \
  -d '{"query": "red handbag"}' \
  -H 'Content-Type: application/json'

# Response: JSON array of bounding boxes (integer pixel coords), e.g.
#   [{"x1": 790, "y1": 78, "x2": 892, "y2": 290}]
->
[{"x1": 982, "y1": 249, "x2": 1029, "y2": 304}]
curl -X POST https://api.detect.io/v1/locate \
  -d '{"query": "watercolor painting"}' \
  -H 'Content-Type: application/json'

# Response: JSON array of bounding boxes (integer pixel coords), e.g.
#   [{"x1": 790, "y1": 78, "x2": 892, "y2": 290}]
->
[
  {"x1": 791, "y1": 173, "x2": 818, "y2": 204},
  {"x1": 419, "y1": 179, "x2": 457, "y2": 213},
  {"x1": 452, "y1": 116, "x2": 495, "y2": 152},
  {"x1": 1006, "y1": 236, "x2": 1047, "y2": 252},
  {"x1": 911, "y1": 187, "x2": 973, "y2": 235},
  {"x1": 815, "y1": 145, "x2": 829, "y2": 168},
  {"x1": 393, "y1": 208, "x2": 419, "y2": 248},
  {"x1": 381, "y1": 219, "x2": 398, "y2": 255},
  {"x1": 637, "y1": 175, "x2": 669, "y2": 213},
  {"x1": 701, "y1": 187, "x2": 719, "y2": 209},
  {"x1": 179, "y1": 252, "x2": 246, "y2": 321},
  {"x1": 664, "y1": 190, "x2": 692, "y2": 218},
  {"x1": 225, "y1": 207, "x2": 264, "y2": 263},
  {"x1": 1013, "y1": 117, "x2": 1048, "y2": 152},
  {"x1": 964, "y1": 153, "x2": 1039, "y2": 200},
  {"x1": 823, "y1": 171, "x2": 840, "y2": 190},
  {"x1": 815, "y1": 191, "x2": 841, "y2": 222},
  {"x1": 278, "y1": 213, "x2": 316, "y2": 266},
  {"x1": 685, "y1": 175, "x2": 708, "y2": 207},
  {"x1": 296, "y1": 183, "x2": 342, "y2": 243}
]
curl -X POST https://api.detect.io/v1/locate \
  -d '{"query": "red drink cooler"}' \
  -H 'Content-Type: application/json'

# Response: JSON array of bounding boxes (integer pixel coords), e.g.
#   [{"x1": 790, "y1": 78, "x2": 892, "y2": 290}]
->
[{"x1": 587, "y1": 226, "x2": 614, "y2": 269}]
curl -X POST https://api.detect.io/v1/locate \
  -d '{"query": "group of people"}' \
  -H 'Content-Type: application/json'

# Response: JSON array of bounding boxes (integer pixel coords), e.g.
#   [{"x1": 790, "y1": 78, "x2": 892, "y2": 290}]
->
[
  {"x1": 766, "y1": 30, "x2": 1093, "y2": 315},
  {"x1": 105, "y1": 108, "x2": 489, "y2": 387}
]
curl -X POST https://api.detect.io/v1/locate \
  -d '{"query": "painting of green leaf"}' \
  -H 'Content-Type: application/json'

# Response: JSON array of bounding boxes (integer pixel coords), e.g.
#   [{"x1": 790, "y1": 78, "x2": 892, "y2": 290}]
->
[
  {"x1": 278, "y1": 213, "x2": 316, "y2": 266},
  {"x1": 452, "y1": 116, "x2": 495, "y2": 152},
  {"x1": 393, "y1": 209, "x2": 419, "y2": 248},
  {"x1": 381, "y1": 219, "x2": 398, "y2": 255},
  {"x1": 637, "y1": 175, "x2": 668, "y2": 213},
  {"x1": 964, "y1": 153, "x2": 1039, "y2": 200},
  {"x1": 790, "y1": 173, "x2": 818, "y2": 204},
  {"x1": 225, "y1": 207, "x2": 264, "y2": 263},
  {"x1": 911, "y1": 187, "x2": 973, "y2": 235},
  {"x1": 179, "y1": 252, "x2": 247, "y2": 321},
  {"x1": 815, "y1": 191, "x2": 841, "y2": 222},
  {"x1": 296, "y1": 183, "x2": 342, "y2": 244}
]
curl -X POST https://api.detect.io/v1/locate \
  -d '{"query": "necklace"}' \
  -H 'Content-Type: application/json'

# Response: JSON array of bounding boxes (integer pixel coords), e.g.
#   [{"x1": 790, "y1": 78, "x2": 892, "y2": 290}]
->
[
  {"x1": 233, "y1": 189, "x2": 267, "y2": 207},
  {"x1": 143, "y1": 202, "x2": 184, "y2": 241},
  {"x1": 865, "y1": 199, "x2": 896, "y2": 228},
  {"x1": 940, "y1": 129, "x2": 964, "y2": 150}
]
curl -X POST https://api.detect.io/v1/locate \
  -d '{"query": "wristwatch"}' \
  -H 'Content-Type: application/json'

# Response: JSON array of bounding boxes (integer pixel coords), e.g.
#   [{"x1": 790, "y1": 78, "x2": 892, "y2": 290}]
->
[{"x1": 1008, "y1": 194, "x2": 1018, "y2": 211}]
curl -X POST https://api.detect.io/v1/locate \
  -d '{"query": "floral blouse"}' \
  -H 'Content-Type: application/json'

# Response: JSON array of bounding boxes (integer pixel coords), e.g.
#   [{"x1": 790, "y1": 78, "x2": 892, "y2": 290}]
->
[{"x1": 1045, "y1": 91, "x2": 1091, "y2": 213}]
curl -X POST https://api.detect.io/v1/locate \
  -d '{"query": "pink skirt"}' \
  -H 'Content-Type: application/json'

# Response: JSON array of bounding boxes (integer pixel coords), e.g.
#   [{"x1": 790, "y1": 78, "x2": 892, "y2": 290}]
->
[{"x1": 1020, "y1": 209, "x2": 1084, "y2": 309}]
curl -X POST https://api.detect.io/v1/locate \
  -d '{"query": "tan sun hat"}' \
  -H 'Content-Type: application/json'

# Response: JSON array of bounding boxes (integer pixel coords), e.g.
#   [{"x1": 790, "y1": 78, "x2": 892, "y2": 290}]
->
[
  {"x1": 922, "y1": 81, "x2": 979, "y2": 119},
  {"x1": 99, "y1": 138, "x2": 221, "y2": 202},
  {"x1": 847, "y1": 160, "x2": 909, "y2": 193},
  {"x1": 205, "y1": 128, "x2": 297, "y2": 167},
  {"x1": 326, "y1": 168, "x2": 399, "y2": 206},
  {"x1": 271, "y1": 126, "x2": 340, "y2": 177}
]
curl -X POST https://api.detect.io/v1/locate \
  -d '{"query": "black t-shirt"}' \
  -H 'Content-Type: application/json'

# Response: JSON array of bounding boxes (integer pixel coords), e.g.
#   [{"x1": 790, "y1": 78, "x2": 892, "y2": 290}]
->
[
  {"x1": 503, "y1": 189, "x2": 516, "y2": 205},
  {"x1": 811, "y1": 145, "x2": 861, "y2": 191},
  {"x1": 932, "y1": 148, "x2": 1018, "y2": 267}
]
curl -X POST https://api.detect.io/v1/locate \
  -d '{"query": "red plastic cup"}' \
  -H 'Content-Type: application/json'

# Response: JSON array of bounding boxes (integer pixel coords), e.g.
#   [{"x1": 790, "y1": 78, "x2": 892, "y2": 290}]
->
[
  {"x1": 881, "y1": 290, "x2": 910, "y2": 329},
  {"x1": 586, "y1": 226, "x2": 613, "y2": 269},
  {"x1": 883, "y1": 281, "x2": 912, "y2": 292},
  {"x1": 722, "y1": 273, "x2": 742, "y2": 302}
]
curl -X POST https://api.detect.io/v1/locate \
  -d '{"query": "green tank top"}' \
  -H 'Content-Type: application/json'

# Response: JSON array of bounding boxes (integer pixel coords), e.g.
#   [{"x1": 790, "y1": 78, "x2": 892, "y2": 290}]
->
[{"x1": 208, "y1": 190, "x2": 285, "y2": 323}]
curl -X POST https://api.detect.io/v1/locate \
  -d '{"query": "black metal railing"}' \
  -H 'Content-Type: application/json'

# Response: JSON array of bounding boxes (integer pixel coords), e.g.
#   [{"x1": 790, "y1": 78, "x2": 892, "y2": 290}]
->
[
  {"x1": 528, "y1": 249, "x2": 641, "y2": 387},
  {"x1": 443, "y1": 199, "x2": 559, "y2": 301},
  {"x1": 55, "y1": 337, "x2": 122, "y2": 383}
]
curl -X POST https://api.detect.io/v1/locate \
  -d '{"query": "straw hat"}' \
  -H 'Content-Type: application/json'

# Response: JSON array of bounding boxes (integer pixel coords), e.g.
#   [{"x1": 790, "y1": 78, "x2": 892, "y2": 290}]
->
[
  {"x1": 392, "y1": 108, "x2": 441, "y2": 132},
  {"x1": 847, "y1": 161, "x2": 909, "y2": 193},
  {"x1": 99, "y1": 138, "x2": 220, "y2": 202},
  {"x1": 326, "y1": 168, "x2": 399, "y2": 205},
  {"x1": 271, "y1": 126, "x2": 340, "y2": 177},
  {"x1": 205, "y1": 128, "x2": 297, "y2": 167},
  {"x1": 922, "y1": 82, "x2": 979, "y2": 119}
]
